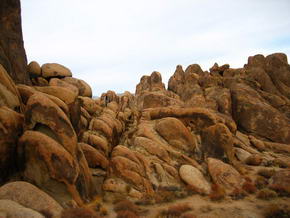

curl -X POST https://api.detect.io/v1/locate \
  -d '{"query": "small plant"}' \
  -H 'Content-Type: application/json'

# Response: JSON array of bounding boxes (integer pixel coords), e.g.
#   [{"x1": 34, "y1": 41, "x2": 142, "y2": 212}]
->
[
  {"x1": 256, "y1": 188, "x2": 278, "y2": 200},
  {"x1": 263, "y1": 203, "x2": 290, "y2": 218},
  {"x1": 257, "y1": 168, "x2": 275, "y2": 178},
  {"x1": 209, "y1": 184, "x2": 225, "y2": 201},
  {"x1": 230, "y1": 187, "x2": 247, "y2": 200},
  {"x1": 242, "y1": 180, "x2": 257, "y2": 194},
  {"x1": 255, "y1": 175, "x2": 268, "y2": 189}
]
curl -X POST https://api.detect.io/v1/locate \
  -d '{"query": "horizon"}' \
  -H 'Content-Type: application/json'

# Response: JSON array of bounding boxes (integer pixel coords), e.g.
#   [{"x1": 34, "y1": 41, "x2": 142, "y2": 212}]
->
[{"x1": 22, "y1": 0, "x2": 290, "y2": 96}]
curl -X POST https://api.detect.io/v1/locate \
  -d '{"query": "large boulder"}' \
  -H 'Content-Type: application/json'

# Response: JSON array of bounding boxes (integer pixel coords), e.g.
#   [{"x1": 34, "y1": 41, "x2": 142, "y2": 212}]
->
[
  {"x1": 0, "y1": 106, "x2": 23, "y2": 181},
  {"x1": 0, "y1": 64, "x2": 22, "y2": 112},
  {"x1": 18, "y1": 131, "x2": 92, "y2": 206},
  {"x1": 41, "y1": 63, "x2": 72, "y2": 78},
  {"x1": 207, "y1": 158, "x2": 244, "y2": 194},
  {"x1": 0, "y1": 181, "x2": 63, "y2": 218},
  {"x1": 49, "y1": 78, "x2": 79, "y2": 96},
  {"x1": 62, "y1": 77, "x2": 92, "y2": 98},
  {"x1": 155, "y1": 117, "x2": 197, "y2": 152},
  {"x1": 0, "y1": 199, "x2": 44, "y2": 218},
  {"x1": 24, "y1": 93, "x2": 77, "y2": 155},
  {"x1": 27, "y1": 61, "x2": 41, "y2": 77},
  {"x1": 179, "y1": 165, "x2": 211, "y2": 194}
]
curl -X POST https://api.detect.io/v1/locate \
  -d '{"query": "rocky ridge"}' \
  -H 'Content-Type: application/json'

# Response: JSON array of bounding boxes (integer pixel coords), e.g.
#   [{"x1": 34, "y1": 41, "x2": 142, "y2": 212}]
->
[{"x1": 0, "y1": 53, "x2": 290, "y2": 217}]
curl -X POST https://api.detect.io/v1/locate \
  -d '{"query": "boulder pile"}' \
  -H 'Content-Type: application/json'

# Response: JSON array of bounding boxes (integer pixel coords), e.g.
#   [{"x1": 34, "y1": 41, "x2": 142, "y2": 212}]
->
[{"x1": 0, "y1": 53, "x2": 290, "y2": 217}]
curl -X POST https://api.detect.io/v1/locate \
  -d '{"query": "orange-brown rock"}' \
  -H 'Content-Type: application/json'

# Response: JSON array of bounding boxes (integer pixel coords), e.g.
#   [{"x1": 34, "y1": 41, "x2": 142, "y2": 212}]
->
[
  {"x1": 49, "y1": 78, "x2": 79, "y2": 96},
  {"x1": 0, "y1": 181, "x2": 63, "y2": 218},
  {"x1": 0, "y1": 106, "x2": 23, "y2": 181},
  {"x1": 41, "y1": 63, "x2": 72, "y2": 78},
  {"x1": 231, "y1": 83, "x2": 290, "y2": 143},
  {"x1": 155, "y1": 117, "x2": 197, "y2": 152},
  {"x1": 34, "y1": 86, "x2": 77, "y2": 105},
  {"x1": 61, "y1": 77, "x2": 92, "y2": 98},
  {"x1": 79, "y1": 142, "x2": 109, "y2": 169},
  {"x1": 0, "y1": 0, "x2": 30, "y2": 84},
  {"x1": 78, "y1": 96, "x2": 98, "y2": 115},
  {"x1": 207, "y1": 158, "x2": 244, "y2": 194},
  {"x1": 0, "y1": 64, "x2": 23, "y2": 112},
  {"x1": 136, "y1": 71, "x2": 165, "y2": 95},
  {"x1": 25, "y1": 93, "x2": 77, "y2": 156},
  {"x1": 201, "y1": 123, "x2": 235, "y2": 163},
  {"x1": 81, "y1": 132, "x2": 109, "y2": 156},
  {"x1": 18, "y1": 131, "x2": 93, "y2": 206},
  {"x1": 27, "y1": 61, "x2": 41, "y2": 77}
]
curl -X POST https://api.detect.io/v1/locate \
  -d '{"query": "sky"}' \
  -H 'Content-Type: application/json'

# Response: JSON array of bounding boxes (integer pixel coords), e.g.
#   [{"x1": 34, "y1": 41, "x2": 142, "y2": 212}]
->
[{"x1": 21, "y1": 0, "x2": 290, "y2": 96}]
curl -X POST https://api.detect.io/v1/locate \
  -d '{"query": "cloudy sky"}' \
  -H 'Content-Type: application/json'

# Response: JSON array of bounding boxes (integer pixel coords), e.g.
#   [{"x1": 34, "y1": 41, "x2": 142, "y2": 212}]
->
[{"x1": 22, "y1": 0, "x2": 290, "y2": 96}]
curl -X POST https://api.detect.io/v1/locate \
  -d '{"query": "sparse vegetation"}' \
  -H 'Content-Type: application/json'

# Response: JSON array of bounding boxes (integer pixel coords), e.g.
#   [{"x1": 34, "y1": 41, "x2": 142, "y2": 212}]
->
[
  {"x1": 256, "y1": 188, "x2": 278, "y2": 200},
  {"x1": 158, "y1": 203, "x2": 192, "y2": 218}
]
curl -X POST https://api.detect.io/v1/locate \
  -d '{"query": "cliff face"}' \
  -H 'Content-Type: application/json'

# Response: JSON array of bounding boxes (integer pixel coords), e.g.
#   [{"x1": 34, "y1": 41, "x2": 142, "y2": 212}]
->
[{"x1": 0, "y1": 0, "x2": 30, "y2": 84}]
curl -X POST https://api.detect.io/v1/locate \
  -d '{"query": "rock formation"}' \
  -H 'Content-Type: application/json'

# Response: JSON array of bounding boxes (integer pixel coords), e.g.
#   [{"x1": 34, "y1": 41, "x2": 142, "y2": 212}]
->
[{"x1": 0, "y1": 2, "x2": 290, "y2": 216}]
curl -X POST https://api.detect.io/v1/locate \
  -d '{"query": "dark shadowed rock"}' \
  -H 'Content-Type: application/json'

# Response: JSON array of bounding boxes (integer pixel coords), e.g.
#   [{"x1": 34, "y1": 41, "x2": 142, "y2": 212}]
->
[{"x1": 0, "y1": 0, "x2": 30, "y2": 84}]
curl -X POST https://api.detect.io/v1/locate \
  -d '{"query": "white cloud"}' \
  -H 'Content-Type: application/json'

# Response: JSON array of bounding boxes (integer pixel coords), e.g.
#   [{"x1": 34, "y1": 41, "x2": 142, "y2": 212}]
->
[{"x1": 22, "y1": 0, "x2": 290, "y2": 96}]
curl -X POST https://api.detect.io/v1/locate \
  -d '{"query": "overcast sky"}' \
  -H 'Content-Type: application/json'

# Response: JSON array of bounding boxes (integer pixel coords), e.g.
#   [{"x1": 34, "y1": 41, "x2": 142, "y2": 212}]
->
[{"x1": 22, "y1": 0, "x2": 290, "y2": 96}]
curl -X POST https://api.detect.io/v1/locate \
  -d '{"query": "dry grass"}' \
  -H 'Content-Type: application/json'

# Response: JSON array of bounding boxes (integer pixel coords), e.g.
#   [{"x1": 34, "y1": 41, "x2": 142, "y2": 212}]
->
[
  {"x1": 256, "y1": 188, "x2": 278, "y2": 200},
  {"x1": 116, "y1": 210, "x2": 139, "y2": 218},
  {"x1": 263, "y1": 203, "x2": 290, "y2": 218}
]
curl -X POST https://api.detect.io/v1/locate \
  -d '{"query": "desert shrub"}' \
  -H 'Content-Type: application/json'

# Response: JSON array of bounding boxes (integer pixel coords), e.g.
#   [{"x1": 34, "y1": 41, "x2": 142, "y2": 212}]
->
[
  {"x1": 255, "y1": 175, "x2": 268, "y2": 189},
  {"x1": 256, "y1": 188, "x2": 278, "y2": 200},
  {"x1": 209, "y1": 184, "x2": 225, "y2": 201},
  {"x1": 263, "y1": 203, "x2": 290, "y2": 218},
  {"x1": 230, "y1": 187, "x2": 247, "y2": 200},
  {"x1": 61, "y1": 207, "x2": 100, "y2": 218},
  {"x1": 242, "y1": 180, "x2": 257, "y2": 194},
  {"x1": 257, "y1": 168, "x2": 275, "y2": 178}
]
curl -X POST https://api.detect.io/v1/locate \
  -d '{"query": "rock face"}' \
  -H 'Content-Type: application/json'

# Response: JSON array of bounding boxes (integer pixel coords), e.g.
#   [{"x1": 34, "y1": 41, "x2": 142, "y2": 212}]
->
[
  {"x1": 0, "y1": 0, "x2": 30, "y2": 84},
  {"x1": 0, "y1": 181, "x2": 63, "y2": 218}
]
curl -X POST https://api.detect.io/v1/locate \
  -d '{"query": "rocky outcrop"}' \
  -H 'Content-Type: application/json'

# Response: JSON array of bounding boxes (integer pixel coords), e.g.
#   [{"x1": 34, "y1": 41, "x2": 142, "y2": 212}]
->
[{"x1": 0, "y1": 0, "x2": 30, "y2": 84}]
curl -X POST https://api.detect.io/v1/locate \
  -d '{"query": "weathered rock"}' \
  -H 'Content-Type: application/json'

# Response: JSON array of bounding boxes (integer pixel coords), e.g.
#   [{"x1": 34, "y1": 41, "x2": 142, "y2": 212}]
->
[
  {"x1": 25, "y1": 93, "x2": 77, "y2": 156},
  {"x1": 62, "y1": 77, "x2": 92, "y2": 98},
  {"x1": 49, "y1": 78, "x2": 79, "y2": 96},
  {"x1": 0, "y1": 106, "x2": 23, "y2": 181},
  {"x1": 136, "y1": 71, "x2": 165, "y2": 95},
  {"x1": 155, "y1": 117, "x2": 197, "y2": 152},
  {"x1": 100, "y1": 90, "x2": 119, "y2": 105},
  {"x1": 231, "y1": 83, "x2": 290, "y2": 144},
  {"x1": 179, "y1": 165, "x2": 211, "y2": 194},
  {"x1": 208, "y1": 158, "x2": 244, "y2": 194},
  {"x1": 0, "y1": 64, "x2": 22, "y2": 112},
  {"x1": 34, "y1": 86, "x2": 77, "y2": 105},
  {"x1": 269, "y1": 169, "x2": 290, "y2": 194},
  {"x1": 78, "y1": 96, "x2": 98, "y2": 115},
  {"x1": 31, "y1": 76, "x2": 49, "y2": 86},
  {"x1": 27, "y1": 61, "x2": 41, "y2": 77},
  {"x1": 41, "y1": 63, "x2": 72, "y2": 78},
  {"x1": 81, "y1": 132, "x2": 109, "y2": 156},
  {"x1": 18, "y1": 131, "x2": 90, "y2": 206},
  {"x1": 0, "y1": 181, "x2": 63, "y2": 218},
  {"x1": 0, "y1": 199, "x2": 44, "y2": 218},
  {"x1": 80, "y1": 142, "x2": 109, "y2": 169},
  {"x1": 201, "y1": 123, "x2": 235, "y2": 163},
  {"x1": 0, "y1": 0, "x2": 30, "y2": 84}
]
